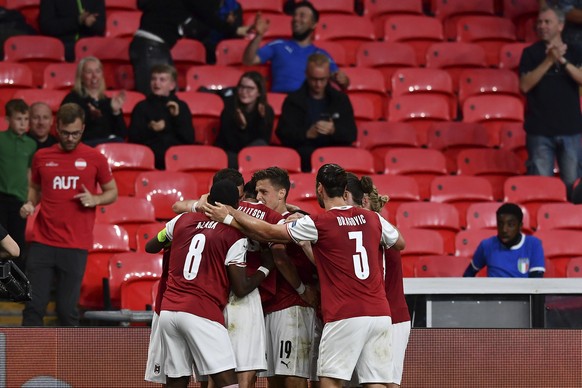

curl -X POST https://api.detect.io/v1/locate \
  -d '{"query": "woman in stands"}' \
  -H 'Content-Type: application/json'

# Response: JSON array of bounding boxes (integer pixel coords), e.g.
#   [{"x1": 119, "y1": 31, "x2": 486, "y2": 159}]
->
[
  {"x1": 215, "y1": 71, "x2": 274, "y2": 169},
  {"x1": 61, "y1": 56, "x2": 127, "y2": 146}
]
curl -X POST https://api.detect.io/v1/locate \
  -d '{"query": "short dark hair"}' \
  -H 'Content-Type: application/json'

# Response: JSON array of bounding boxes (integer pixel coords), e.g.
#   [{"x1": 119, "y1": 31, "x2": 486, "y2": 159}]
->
[
  {"x1": 496, "y1": 203, "x2": 523, "y2": 224},
  {"x1": 208, "y1": 179, "x2": 239, "y2": 208},
  {"x1": 243, "y1": 179, "x2": 257, "y2": 201},
  {"x1": 5, "y1": 99, "x2": 29, "y2": 117},
  {"x1": 151, "y1": 64, "x2": 178, "y2": 82},
  {"x1": 316, "y1": 163, "x2": 346, "y2": 199},
  {"x1": 295, "y1": 1, "x2": 319, "y2": 22},
  {"x1": 252, "y1": 167, "x2": 291, "y2": 199},
  {"x1": 213, "y1": 168, "x2": 244, "y2": 188},
  {"x1": 57, "y1": 103, "x2": 85, "y2": 125},
  {"x1": 345, "y1": 173, "x2": 376, "y2": 207}
]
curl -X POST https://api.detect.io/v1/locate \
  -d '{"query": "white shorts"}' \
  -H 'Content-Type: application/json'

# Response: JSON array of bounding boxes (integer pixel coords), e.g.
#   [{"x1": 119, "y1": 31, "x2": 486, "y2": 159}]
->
[
  {"x1": 224, "y1": 288, "x2": 267, "y2": 372},
  {"x1": 264, "y1": 305, "x2": 316, "y2": 378},
  {"x1": 392, "y1": 321, "x2": 411, "y2": 385},
  {"x1": 318, "y1": 316, "x2": 393, "y2": 383},
  {"x1": 159, "y1": 310, "x2": 237, "y2": 377},
  {"x1": 144, "y1": 312, "x2": 165, "y2": 384}
]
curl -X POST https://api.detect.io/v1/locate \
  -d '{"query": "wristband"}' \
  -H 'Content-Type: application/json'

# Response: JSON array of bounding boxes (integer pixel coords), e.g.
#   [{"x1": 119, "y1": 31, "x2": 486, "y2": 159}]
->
[
  {"x1": 295, "y1": 282, "x2": 306, "y2": 295},
  {"x1": 190, "y1": 201, "x2": 199, "y2": 213},
  {"x1": 157, "y1": 229, "x2": 167, "y2": 243},
  {"x1": 257, "y1": 266, "x2": 270, "y2": 277},
  {"x1": 223, "y1": 214, "x2": 234, "y2": 225}
]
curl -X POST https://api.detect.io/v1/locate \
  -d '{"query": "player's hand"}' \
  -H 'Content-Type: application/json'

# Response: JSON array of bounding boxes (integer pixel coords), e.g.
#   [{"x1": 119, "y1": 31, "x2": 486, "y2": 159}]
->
[
  {"x1": 73, "y1": 184, "x2": 98, "y2": 208},
  {"x1": 149, "y1": 120, "x2": 165, "y2": 132},
  {"x1": 166, "y1": 101, "x2": 180, "y2": 117},
  {"x1": 203, "y1": 202, "x2": 230, "y2": 222},
  {"x1": 300, "y1": 285, "x2": 319, "y2": 309},
  {"x1": 284, "y1": 211, "x2": 305, "y2": 223},
  {"x1": 110, "y1": 90, "x2": 126, "y2": 114},
  {"x1": 19, "y1": 202, "x2": 35, "y2": 218}
]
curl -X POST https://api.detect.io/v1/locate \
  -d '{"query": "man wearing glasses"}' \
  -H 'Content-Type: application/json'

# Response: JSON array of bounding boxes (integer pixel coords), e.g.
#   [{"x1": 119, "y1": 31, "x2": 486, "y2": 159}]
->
[{"x1": 19, "y1": 103, "x2": 118, "y2": 326}]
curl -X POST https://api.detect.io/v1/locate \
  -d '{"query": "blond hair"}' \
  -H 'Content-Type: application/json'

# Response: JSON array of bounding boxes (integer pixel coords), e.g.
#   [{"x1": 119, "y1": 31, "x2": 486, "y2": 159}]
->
[{"x1": 74, "y1": 56, "x2": 106, "y2": 98}]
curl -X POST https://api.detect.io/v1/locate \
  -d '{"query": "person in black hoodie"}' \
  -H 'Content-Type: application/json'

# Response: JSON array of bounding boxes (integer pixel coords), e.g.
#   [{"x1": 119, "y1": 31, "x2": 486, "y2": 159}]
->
[{"x1": 128, "y1": 64, "x2": 195, "y2": 170}]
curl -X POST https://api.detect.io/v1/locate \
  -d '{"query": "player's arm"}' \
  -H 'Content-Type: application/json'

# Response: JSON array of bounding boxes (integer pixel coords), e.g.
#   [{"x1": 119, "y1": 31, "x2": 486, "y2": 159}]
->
[
  {"x1": 378, "y1": 214, "x2": 405, "y2": 251},
  {"x1": 0, "y1": 232, "x2": 20, "y2": 258},
  {"x1": 227, "y1": 239, "x2": 274, "y2": 297},
  {"x1": 145, "y1": 228, "x2": 168, "y2": 253},
  {"x1": 95, "y1": 179, "x2": 118, "y2": 206},
  {"x1": 172, "y1": 194, "x2": 209, "y2": 214},
  {"x1": 463, "y1": 241, "x2": 486, "y2": 277},
  {"x1": 20, "y1": 182, "x2": 41, "y2": 218}
]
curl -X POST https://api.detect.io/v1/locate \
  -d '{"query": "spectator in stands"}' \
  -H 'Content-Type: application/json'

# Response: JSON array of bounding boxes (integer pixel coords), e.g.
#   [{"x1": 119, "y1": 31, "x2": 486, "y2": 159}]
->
[
  {"x1": 242, "y1": 0, "x2": 349, "y2": 93},
  {"x1": 463, "y1": 203, "x2": 545, "y2": 278},
  {"x1": 28, "y1": 102, "x2": 57, "y2": 150},
  {"x1": 61, "y1": 56, "x2": 127, "y2": 147},
  {"x1": 215, "y1": 71, "x2": 274, "y2": 169},
  {"x1": 574, "y1": 180, "x2": 582, "y2": 203},
  {"x1": 0, "y1": 99, "x2": 35, "y2": 271},
  {"x1": 128, "y1": 64, "x2": 195, "y2": 170},
  {"x1": 20, "y1": 103, "x2": 118, "y2": 326},
  {"x1": 276, "y1": 53, "x2": 357, "y2": 172},
  {"x1": 543, "y1": 1, "x2": 582, "y2": 44},
  {"x1": 519, "y1": 5, "x2": 582, "y2": 201},
  {"x1": 38, "y1": 0, "x2": 106, "y2": 62}
]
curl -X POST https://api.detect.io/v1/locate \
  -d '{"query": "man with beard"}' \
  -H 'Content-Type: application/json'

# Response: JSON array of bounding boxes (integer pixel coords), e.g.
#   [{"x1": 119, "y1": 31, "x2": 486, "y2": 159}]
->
[{"x1": 242, "y1": 1, "x2": 349, "y2": 93}]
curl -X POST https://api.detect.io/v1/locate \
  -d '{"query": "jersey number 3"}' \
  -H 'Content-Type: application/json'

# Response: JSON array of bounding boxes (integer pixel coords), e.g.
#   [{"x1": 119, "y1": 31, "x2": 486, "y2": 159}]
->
[
  {"x1": 184, "y1": 234, "x2": 206, "y2": 280},
  {"x1": 349, "y1": 231, "x2": 369, "y2": 279}
]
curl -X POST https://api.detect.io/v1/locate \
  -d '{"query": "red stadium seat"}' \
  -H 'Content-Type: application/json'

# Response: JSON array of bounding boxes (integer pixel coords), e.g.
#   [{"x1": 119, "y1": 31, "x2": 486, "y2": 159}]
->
[
  {"x1": 566, "y1": 257, "x2": 582, "y2": 278},
  {"x1": 95, "y1": 196, "x2": 156, "y2": 251},
  {"x1": 462, "y1": 95, "x2": 524, "y2": 148},
  {"x1": 135, "y1": 222, "x2": 166, "y2": 252},
  {"x1": 134, "y1": 171, "x2": 199, "y2": 221},
  {"x1": 120, "y1": 275, "x2": 160, "y2": 311},
  {"x1": 0, "y1": 62, "x2": 33, "y2": 109},
  {"x1": 356, "y1": 121, "x2": 419, "y2": 173},
  {"x1": 176, "y1": 91, "x2": 224, "y2": 145},
  {"x1": 109, "y1": 252, "x2": 163, "y2": 309},
  {"x1": 498, "y1": 122, "x2": 527, "y2": 166},
  {"x1": 75, "y1": 37, "x2": 133, "y2": 90},
  {"x1": 80, "y1": 224, "x2": 130, "y2": 310},
  {"x1": 388, "y1": 94, "x2": 452, "y2": 146},
  {"x1": 465, "y1": 202, "x2": 533, "y2": 234},
  {"x1": 363, "y1": 0, "x2": 423, "y2": 38},
  {"x1": 535, "y1": 230, "x2": 582, "y2": 277},
  {"x1": 239, "y1": 0, "x2": 283, "y2": 18},
  {"x1": 171, "y1": 39, "x2": 207, "y2": 90},
  {"x1": 310, "y1": 0, "x2": 355, "y2": 16},
  {"x1": 215, "y1": 39, "x2": 270, "y2": 86},
  {"x1": 105, "y1": 0, "x2": 138, "y2": 14},
  {"x1": 501, "y1": 0, "x2": 538, "y2": 41},
  {"x1": 356, "y1": 42, "x2": 417, "y2": 92},
  {"x1": 425, "y1": 42, "x2": 487, "y2": 92},
  {"x1": 415, "y1": 255, "x2": 471, "y2": 277},
  {"x1": 504, "y1": 176, "x2": 568, "y2": 229},
  {"x1": 288, "y1": 173, "x2": 322, "y2": 216},
  {"x1": 383, "y1": 147, "x2": 447, "y2": 200},
  {"x1": 238, "y1": 146, "x2": 301, "y2": 182},
  {"x1": 104, "y1": 90, "x2": 144, "y2": 126},
  {"x1": 383, "y1": 15, "x2": 444, "y2": 66},
  {"x1": 454, "y1": 229, "x2": 495, "y2": 257},
  {"x1": 429, "y1": 176, "x2": 495, "y2": 228},
  {"x1": 398, "y1": 228, "x2": 445, "y2": 277},
  {"x1": 4, "y1": 35, "x2": 65, "y2": 87},
  {"x1": 391, "y1": 68, "x2": 456, "y2": 120},
  {"x1": 243, "y1": 14, "x2": 292, "y2": 42},
  {"x1": 5, "y1": 0, "x2": 40, "y2": 31},
  {"x1": 95, "y1": 143, "x2": 155, "y2": 197},
  {"x1": 396, "y1": 202, "x2": 461, "y2": 254},
  {"x1": 42, "y1": 62, "x2": 77, "y2": 90},
  {"x1": 432, "y1": 0, "x2": 495, "y2": 40},
  {"x1": 537, "y1": 203, "x2": 582, "y2": 232},
  {"x1": 342, "y1": 67, "x2": 388, "y2": 121},
  {"x1": 498, "y1": 42, "x2": 529, "y2": 72},
  {"x1": 368, "y1": 174, "x2": 421, "y2": 224},
  {"x1": 315, "y1": 15, "x2": 376, "y2": 65},
  {"x1": 105, "y1": 11, "x2": 141, "y2": 38},
  {"x1": 311, "y1": 147, "x2": 374, "y2": 175},
  {"x1": 349, "y1": 94, "x2": 380, "y2": 123},
  {"x1": 315, "y1": 41, "x2": 348, "y2": 67},
  {"x1": 456, "y1": 148, "x2": 525, "y2": 201},
  {"x1": 458, "y1": 69, "x2": 521, "y2": 107},
  {"x1": 185, "y1": 65, "x2": 243, "y2": 92},
  {"x1": 456, "y1": 16, "x2": 517, "y2": 66},
  {"x1": 12, "y1": 89, "x2": 67, "y2": 113},
  {"x1": 165, "y1": 145, "x2": 228, "y2": 197}
]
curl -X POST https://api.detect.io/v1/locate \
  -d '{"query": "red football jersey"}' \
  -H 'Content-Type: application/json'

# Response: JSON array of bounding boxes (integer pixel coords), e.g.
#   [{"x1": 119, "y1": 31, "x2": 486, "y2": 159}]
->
[
  {"x1": 30, "y1": 144, "x2": 113, "y2": 250},
  {"x1": 161, "y1": 212, "x2": 247, "y2": 324},
  {"x1": 154, "y1": 247, "x2": 171, "y2": 315},
  {"x1": 287, "y1": 206, "x2": 399, "y2": 323},
  {"x1": 384, "y1": 248, "x2": 410, "y2": 324}
]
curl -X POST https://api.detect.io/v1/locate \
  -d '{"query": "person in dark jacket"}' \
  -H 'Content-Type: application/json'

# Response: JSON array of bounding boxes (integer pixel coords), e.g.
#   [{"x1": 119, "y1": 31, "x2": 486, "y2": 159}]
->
[
  {"x1": 276, "y1": 53, "x2": 357, "y2": 172},
  {"x1": 128, "y1": 64, "x2": 195, "y2": 169},
  {"x1": 215, "y1": 71, "x2": 274, "y2": 169}
]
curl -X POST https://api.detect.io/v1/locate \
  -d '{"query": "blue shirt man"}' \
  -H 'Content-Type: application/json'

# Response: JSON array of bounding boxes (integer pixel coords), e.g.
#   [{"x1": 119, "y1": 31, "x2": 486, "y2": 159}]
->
[{"x1": 464, "y1": 203, "x2": 545, "y2": 278}]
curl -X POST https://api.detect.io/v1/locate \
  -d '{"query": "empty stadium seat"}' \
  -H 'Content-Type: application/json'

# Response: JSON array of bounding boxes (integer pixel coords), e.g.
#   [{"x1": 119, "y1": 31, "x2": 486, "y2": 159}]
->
[
  {"x1": 398, "y1": 228, "x2": 445, "y2": 278},
  {"x1": 456, "y1": 148, "x2": 524, "y2": 201},
  {"x1": 498, "y1": 42, "x2": 529, "y2": 71},
  {"x1": 120, "y1": 275, "x2": 160, "y2": 312},
  {"x1": 426, "y1": 122, "x2": 494, "y2": 173},
  {"x1": 310, "y1": 0, "x2": 355, "y2": 16},
  {"x1": 104, "y1": 0, "x2": 138, "y2": 15},
  {"x1": 501, "y1": 0, "x2": 538, "y2": 41},
  {"x1": 287, "y1": 172, "x2": 322, "y2": 216},
  {"x1": 238, "y1": 145, "x2": 301, "y2": 181},
  {"x1": 415, "y1": 255, "x2": 471, "y2": 277},
  {"x1": 175, "y1": 91, "x2": 224, "y2": 145},
  {"x1": 135, "y1": 222, "x2": 166, "y2": 253},
  {"x1": 456, "y1": 16, "x2": 517, "y2": 66},
  {"x1": 356, "y1": 121, "x2": 419, "y2": 173},
  {"x1": 566, "y1": 257, "x2": 582, "y2": 278},
  {"x1": 430, "y1": 176, "x2": 495, "y2": 228},
  {"x1": 425, "y1": 42, "x2": 487, "y2": 92},
  {"x1": 535, "y1": 230, "x2": 582, "y2": 277},
  {"x1": 432, "y1": 0, "x2": 495, "y2": 40},
  {"x1": 465, "y1": 202, "x2": 533, "y2": 233},
  {"x1": 109, "y1": 252, "x2": 163, "y2": 309},
  {"x1": 171, "y1": 38, "x2": 207, "y2": 90},
  {"x1": 498, "y1": 122, "x2": 527, "y2": 166},
  {"x1": 383, "y1": 15, "x2": 444, "y2": 66},
  {"x1": 4, "y1": 35, "x2": 65, "y2": 87},
  {"x1": 349, "y1": 94, "x2": 380, "y2": 122},
  {"x1": 95, "y1": 196, "x2": 156, "y2": 251},
  {"x1": 134, "y1": 171, "x2": 199, "y2": 221},
  {"x1": 75, "y1": 37, "x2": 133, "y2": 90},
  {"x1": 396, "y1": 202, "x2": 461, "y2": 254},
  {"x1": 105, "y1": 11, "x2": 141, "y2": 38},
  {"x1": 80, "y1": 224, "x2": 130, "y2": 310},
  {"x1": 165, "y1": 145, "x2": 228, "y2": 196},
  {"x1": 363, "y1": 0, "x2": 423, "y2": 38},
  {"x1": 185, "y1": 65, "x2": 242, "y2": 92},
  {"x1": 458, "y1": 69, "x2": 521, "y2": 106},
  {"x1": 311, "y1": 147, "x2": 374, "y2": 175},
  {"x1": 239, "y1": 0, "x2": 283, "y2": 18},
  {"x1": 95, "y1": 143, "x2": 155, "y2": 197},
  {"x1": 315, "y1": 15, "x2": 376, "y2": 65},
  {"x1": 315, "y1": 41, "x2": 348, "y2": 67},
  {"x1": 368, "y1": 174, "x2": 421, "y2": 224},
  {"x1": 12, "y1": 89, "x2": 67, "y2": 113},
  {"x1": 504, "y1": 176, "x2": 568, "y2": 229},
  {"x1": 454, "y1": 229, "x2": 495, "y2": 258},
  {"x1": 537, "y1": 203, "x2": 582, "y2": 232},
  {"x1": 356, "y1": 42, "x2": 417, "y2": 92},
  {"x1": 383, "y1": 148, "x2": 447, "y2": 200},
  {"x1": 42, "y1": 62, "x2": 77, "y2": 90},
  {"x1": 0, "y1": 62, "x2": 33, "y2": 108},
  {"x1": 342, "y1": 67, "x2": 388, "y2": 120}
]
